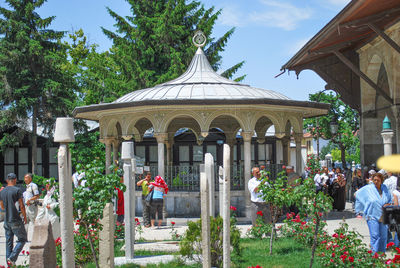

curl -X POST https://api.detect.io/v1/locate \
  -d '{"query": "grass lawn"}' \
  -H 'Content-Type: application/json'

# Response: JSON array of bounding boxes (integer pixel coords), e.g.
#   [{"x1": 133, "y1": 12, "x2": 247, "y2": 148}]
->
[{"x1": 86, "y1": 237, "x2": 322, "y2": 268}]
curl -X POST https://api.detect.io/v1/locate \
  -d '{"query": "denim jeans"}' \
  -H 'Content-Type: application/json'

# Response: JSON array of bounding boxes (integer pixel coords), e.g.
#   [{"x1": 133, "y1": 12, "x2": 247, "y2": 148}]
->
[
  {"x1": 367, "y1": 219, "x2": 388, "y2": 253},
  {"x1": 4, "y1": 220, "x2": 27, "y2": 262}
]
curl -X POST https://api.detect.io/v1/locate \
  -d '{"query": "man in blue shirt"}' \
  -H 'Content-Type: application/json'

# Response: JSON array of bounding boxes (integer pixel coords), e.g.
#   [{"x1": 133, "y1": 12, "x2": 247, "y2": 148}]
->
[{"x1": 0, "y1": 173, "x2": 28, "y2": 266}]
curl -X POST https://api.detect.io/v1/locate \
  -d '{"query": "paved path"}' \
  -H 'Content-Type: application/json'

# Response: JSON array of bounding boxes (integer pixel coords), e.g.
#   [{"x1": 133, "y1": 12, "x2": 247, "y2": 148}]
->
[{"x1": 0, "y1": 202, "x2": 370, "y2": 267}]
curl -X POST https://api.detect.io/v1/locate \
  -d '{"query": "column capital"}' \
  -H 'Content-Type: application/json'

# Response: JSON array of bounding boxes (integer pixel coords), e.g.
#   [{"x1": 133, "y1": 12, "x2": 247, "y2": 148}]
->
[
  {"x1": 201, "y1": 131, "x2": 209, "y2": 138},
  {"x1": 281, "y1": 136, "x2": 290, "y2": 144},
  {"x1": 154, "y1": 132, "x2": 168, "y2": 143},
  {"x1": 293, "y1": 133, "x2": 303, "y2": 143},
  {"x1": 381, "y1": 130, "x2": 394, "y2": 144},
  {"x1": 257, "y1": 138, "x2": 265, "y2": 144},
  {"x1": 99, "y1": 136, "x2": 115, "y2": 145},
  {"x1": 241, "y1": 131, "x2": 253, "y2": 142}
]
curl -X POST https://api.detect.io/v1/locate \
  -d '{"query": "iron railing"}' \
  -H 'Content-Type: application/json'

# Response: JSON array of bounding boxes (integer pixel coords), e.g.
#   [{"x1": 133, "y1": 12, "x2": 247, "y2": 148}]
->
[{"x1": 135, "y1": 164, "x2": 284, "y2": 192}]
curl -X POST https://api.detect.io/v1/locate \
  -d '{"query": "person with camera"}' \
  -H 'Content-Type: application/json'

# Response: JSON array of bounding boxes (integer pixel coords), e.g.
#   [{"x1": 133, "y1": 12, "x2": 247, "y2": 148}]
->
[
  {"x1": 23, "y1": 173, "x2": 40, "y2": 241},
  {"x1": 355, "y1": 173, "x2": 392, "y2": 253}
]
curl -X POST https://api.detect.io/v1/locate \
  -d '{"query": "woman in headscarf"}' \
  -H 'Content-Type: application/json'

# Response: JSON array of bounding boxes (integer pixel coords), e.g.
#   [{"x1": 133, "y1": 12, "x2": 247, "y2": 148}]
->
[
  {"x1": 355, "y1": 173, "x2": 392, "y2": 253},
  {"x1": 36, "y1": 182, "x2": 60, "y2": 239},
  {"x1": 149, "y1": 176, "x2": 169, "y2": 228},
  {"x1": 332, "y1": 173, "x2": 346, "y2": 211}
]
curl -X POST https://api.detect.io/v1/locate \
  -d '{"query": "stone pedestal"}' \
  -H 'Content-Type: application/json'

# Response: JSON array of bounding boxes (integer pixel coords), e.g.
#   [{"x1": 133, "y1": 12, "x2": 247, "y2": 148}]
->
[
  {"x1": 99, "y1": 203, "x2": 114, "y2": 268},
  {"x1": 294, "y1": 134, "x2": 303, "y2": 173}
]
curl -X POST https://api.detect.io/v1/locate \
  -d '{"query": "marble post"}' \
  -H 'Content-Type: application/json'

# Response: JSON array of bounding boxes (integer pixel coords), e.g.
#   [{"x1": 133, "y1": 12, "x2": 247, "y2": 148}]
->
[
  {"x1": 200, "y1": 164, "x2": 211, "y2": 268},
  {"x1": 218, "y1": 166, "x2": 224, "y2": 217},
  {"x1": 166, "y1": 142, "x2": 172, "y2": 166},
  {"x1": 205, "y1": 153, "x2": 215, "y2": 217},
  {"x1": 242, "y1": 132, "x2": 252, "y2": 219},
  {"x1": 294, "y1": 134, "x2": 303, "y2": 173},
  {"x1": 222, "y1": 144, "x2": 231, "y2": 268},
  {"x1": 54, "y1": 118, "x2": 75, "y2": 268},
  {"x1": 99, "y1": 203, "x2": 114, "y2": 268},
  {"x1": 122, "y1": 141, "x2": 135, "y2": 259}
]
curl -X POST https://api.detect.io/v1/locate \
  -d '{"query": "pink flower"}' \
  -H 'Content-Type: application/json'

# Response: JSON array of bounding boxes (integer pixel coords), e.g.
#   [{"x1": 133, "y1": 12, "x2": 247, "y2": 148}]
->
[
  {"x1": 332, "y1": 233, "x2": 338, "y2": 238},
  {"x1": 230, "y1": 206, "x2": 237, "y2": 211},
  {"x1": 386, "y1": 259, "x2": 393, "y2": 264}
]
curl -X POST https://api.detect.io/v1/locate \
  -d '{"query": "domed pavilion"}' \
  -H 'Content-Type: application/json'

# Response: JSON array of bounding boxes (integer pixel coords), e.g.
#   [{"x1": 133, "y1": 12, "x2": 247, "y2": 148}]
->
[{"x1": 73, "y1": 33, "x2": 329, "y2": 217}]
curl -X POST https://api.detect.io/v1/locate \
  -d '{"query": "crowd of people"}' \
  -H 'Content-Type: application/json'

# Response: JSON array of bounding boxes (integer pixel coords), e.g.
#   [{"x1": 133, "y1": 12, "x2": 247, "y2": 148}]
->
[{"x1": 0, "y1": 172, "x2": 59, "y2": 266}]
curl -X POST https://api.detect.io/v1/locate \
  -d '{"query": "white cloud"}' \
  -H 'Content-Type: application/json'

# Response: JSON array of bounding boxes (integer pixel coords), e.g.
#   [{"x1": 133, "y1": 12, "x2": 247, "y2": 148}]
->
[
  {"x1": 250, "y1": 0, "x2": 313, "y2": 31},
  {"x1": 219, "y1": 5, "x2": 245, "y2": 27}
]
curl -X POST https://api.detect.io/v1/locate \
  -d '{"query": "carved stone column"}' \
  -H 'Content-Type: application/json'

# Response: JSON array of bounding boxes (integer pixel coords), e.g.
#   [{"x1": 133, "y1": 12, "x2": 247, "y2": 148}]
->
[
  {"x1": 242, "y1": 131, "x2": 253, "y2": 219},
  {"x1": 294, "y1": 134, "x2": 303, "y2": 173},
  {"x1": 112, "y1": 139, "x2": 120, "y2": 165},
  {"x1": 154, "y1": 133, "x2": 168, "y2": 178},
  {"x1": 100, "y1": 137, "x2": 114, "y2": 175},
  {"x1": 281, "y1": 136, "x2": 290, "y2": 166}
]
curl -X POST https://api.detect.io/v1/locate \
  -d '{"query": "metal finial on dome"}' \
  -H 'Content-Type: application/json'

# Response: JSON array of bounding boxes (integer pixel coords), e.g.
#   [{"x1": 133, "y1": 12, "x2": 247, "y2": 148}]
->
[{"x1": 192, "y1": 30, "x2": 206, "y2": 48}]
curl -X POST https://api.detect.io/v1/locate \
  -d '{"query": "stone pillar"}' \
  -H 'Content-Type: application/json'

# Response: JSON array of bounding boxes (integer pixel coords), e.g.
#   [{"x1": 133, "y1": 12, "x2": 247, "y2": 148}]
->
[
  {"x1": 222, "y1": 144, "x2": 231, "y2": 268},
  {"x1": 121, "y1": 141, "x2": 135, "y2": 259},
  {"x1": 54, "y1": 118, "x2": 75, "y2": 268},
  {"x1": 99, "y1": 203, "x2": 114, "y2": 268},
  {"x1": 205, "y1": 153, "x2": 215, "y2": 217},
  {"x1": 166, "y1": 142, "x2": 172, "y2": 166},
  {"x1": 29, "y1": 220, "x2": 56, "y2": 268},
  {"x1": 154, "y1": 133, "x2": 168, "y2": 221},
  {"x1": 242, "y1": 131, "x2": 252, "y2": 219},
  {"x1": 294, "y1": 134, "x2": 303, "y2": 173},
  {"x1": 276, "y1": 139, "x2": 283, "y2": 164},
  {"x1": 154, "y1": 133, "x2": 167, "y2": 178},
  {"x1": 381, "y1": 116, "x2": 394, "y2": 156},
  {"x1": 112, "y1": 139, "x2": 120, "y2": 165},
  {"x1": 281, "y1": 136, "x2": 290, "y2": 165},
  {"x1": 101, "y1": 138, "x2": 113, "y2": 175},
  {"x1": 200, "y1": 164, "x2": 211, "y2": 268}
]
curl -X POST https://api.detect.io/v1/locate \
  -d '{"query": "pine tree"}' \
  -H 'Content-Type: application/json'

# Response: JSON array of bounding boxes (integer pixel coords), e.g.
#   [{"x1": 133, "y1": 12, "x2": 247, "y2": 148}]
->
[
  {"x1": 78, "y1": 0, "x2": 244, "y2": 105},
  {"x1": 0, "y1": 0, "x2": 76, "y2": 173}
]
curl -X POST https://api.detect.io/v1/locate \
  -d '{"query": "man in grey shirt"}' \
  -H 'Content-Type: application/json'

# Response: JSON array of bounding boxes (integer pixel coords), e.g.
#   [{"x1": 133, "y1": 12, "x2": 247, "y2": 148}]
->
[{"x1": 0, "y1": 173, "x2": 27, "y2": 266}]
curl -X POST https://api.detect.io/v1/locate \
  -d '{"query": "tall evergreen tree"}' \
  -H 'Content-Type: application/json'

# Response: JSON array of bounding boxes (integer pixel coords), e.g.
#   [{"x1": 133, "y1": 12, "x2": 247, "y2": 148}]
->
[
  {"x1": 0, "y1": 0, "x2": 76, "y2": 173},
  {"x1": 78, "y1": 0, "x2": 244, "y2": 105}
]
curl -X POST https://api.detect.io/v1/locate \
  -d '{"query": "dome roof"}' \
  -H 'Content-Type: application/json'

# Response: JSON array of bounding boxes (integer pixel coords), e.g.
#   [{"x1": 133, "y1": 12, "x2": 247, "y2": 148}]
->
[{"x1": 115, "y1": 48, "x2": 290, "y2": 103}]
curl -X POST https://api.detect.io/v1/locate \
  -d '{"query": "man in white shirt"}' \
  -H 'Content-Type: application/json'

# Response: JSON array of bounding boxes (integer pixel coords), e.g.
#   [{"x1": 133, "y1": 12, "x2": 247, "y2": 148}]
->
[
  {"x1": 248, "y1": 167, "x2": 271, "y2": 226},
  {"x1": 23, "y1": 173, "x2": 40, "y2": 241},
  {"x1": 384, "y1": 171, "x2": 398, "y2": 196}
]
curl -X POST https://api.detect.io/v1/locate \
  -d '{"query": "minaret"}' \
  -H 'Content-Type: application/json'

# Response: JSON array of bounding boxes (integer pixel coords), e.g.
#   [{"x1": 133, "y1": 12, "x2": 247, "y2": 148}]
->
[{"x1": 381, "y1": 115, "x2": 394, "y2": 156}]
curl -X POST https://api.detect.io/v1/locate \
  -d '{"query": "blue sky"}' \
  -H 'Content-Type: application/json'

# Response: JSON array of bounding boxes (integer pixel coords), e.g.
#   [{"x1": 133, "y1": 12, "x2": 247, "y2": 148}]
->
[{"x1": 8, "y1": 0, "x2": 350, "y2": 101}]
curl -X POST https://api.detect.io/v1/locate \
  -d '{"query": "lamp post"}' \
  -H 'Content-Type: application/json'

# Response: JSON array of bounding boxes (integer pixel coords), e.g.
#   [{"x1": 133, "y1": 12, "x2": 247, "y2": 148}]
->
[{"x1": 325, "y1": 153, "x2": 332, "y2": 170}]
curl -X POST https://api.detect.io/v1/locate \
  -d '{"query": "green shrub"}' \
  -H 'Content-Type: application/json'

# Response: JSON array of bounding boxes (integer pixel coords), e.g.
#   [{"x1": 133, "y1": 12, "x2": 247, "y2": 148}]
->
[{"x1": 179, "y1": 216, "x2": 241, "y2": 267}]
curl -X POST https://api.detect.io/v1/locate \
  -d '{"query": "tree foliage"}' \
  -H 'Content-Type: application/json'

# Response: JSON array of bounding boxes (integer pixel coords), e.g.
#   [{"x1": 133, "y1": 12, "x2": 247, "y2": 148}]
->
[
  {"x1": 0, "y1": 0, "x2": 76, "y2": 172},
  {"x1": 304, "y1": 91, "x2": 359, "y2": 166},
  {"x1": 71, "y1": 0, "x2": 245, "y2": 105}
]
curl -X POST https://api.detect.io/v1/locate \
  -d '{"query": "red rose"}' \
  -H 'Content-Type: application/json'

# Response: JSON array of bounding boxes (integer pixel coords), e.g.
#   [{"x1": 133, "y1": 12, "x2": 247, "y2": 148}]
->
[
  {"x1": 348, "y1": 257, "x2": 354, "y2": 263},
  {"x1": 256, "y1": 211, "x2": 263, "y2": 216},
  {"x1": 387, "y1": 242, "x2": 395, "y2": 248},
  {"x1": 230, "y1": 206, "x2": 237, "y2": 211},
  {"x1": 135, "y1": 218, "x2": 139, "y2": 222},
  {"x1": 171, "y1": 221, "x2": 176, "y2": 225}
]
